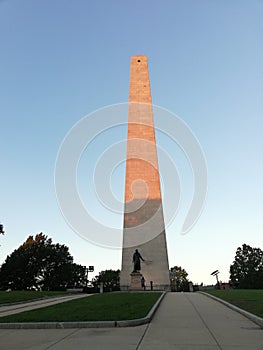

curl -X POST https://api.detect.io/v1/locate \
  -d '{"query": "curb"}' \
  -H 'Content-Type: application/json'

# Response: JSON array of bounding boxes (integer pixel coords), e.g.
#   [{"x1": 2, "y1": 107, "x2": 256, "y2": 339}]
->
[
  {"x1": 116, "y1": 291, "x2": 166, "y2": 327},
  {"x1": 0, "y1": 292, "x2": 166, "y2": 329},
  {"x1": 200, "y1": 291, "x2": 263, "y2": 328}
]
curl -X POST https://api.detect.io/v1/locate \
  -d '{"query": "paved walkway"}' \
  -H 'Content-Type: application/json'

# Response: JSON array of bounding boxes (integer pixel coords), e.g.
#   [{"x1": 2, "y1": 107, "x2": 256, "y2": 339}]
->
[
  {"x1": 0, "y1": 293, "x2": 89, "y2": 317},
  {"x1": 0, "y1": 292, "x2": 262, "y2": 350}
]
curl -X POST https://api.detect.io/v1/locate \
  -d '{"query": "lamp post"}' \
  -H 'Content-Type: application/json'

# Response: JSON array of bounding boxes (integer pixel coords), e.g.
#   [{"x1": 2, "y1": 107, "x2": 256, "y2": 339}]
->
[
  {"x1": 211, "y1": 270, "x2": 220, "y2": 289},
  {"x1": 169, "y1": 271, "x2": 176, "y2": 292},
  {"x1": 0, "y1": 223, "x2": 4, "y2": 247},
  {"x1": 85, "y1": 266, "x2": 94, "y2": 288},
  {"x1": 0, "y1": 223, "x2": 4, "y2": 235}
]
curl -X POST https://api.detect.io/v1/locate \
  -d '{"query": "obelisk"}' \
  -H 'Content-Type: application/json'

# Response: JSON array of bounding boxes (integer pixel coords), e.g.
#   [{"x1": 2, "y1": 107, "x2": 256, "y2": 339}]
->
[{"x1": 120, "y1": 55, "x2": 170, "y2": 290}]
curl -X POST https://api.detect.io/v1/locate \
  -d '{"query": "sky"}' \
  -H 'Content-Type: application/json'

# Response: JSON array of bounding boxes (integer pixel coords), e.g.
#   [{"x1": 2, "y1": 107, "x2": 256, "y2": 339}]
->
[{"x1": 1, "y1": 0, "x2": 262, "y2": 285}]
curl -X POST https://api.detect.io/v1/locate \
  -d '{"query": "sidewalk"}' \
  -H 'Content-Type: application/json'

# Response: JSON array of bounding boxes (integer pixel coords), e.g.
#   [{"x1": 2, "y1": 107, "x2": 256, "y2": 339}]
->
[
  {"x1": 139, "y1": 292, "x2": 263, "y2": 349},
  {"x1": 0, "y1": 292, "x2": 262, "y2": 349},
  {"x1": 0, "y1": 293, "x2": 89, "y2": 317}
]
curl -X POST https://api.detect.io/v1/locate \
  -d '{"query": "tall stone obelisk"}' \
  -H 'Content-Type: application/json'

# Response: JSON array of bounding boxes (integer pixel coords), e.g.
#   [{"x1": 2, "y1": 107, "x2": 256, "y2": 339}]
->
[{"x1": 120, "y1": 55, "x2": 170, "y2": 290}]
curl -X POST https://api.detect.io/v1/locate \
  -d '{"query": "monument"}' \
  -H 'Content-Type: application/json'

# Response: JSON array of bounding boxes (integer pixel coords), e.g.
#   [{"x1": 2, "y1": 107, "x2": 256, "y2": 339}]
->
[{"x1": 120, "y1": 55, "x2": 170, "y2": 290}]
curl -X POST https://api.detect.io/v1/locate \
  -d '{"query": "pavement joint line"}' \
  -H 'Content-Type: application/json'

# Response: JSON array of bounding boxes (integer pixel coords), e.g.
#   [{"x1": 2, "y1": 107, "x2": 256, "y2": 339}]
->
[
  {"x1": 0, "y1": 291, "x2": 166, "y2": 329},
  {"x1": 135, "y1": 292, "x2": 167, "y2": 350},
  {"x1": 200, "y1": 291, "x2": 263, "y2": 329},
  {"x1": 43, "y1": 328, "x2": 80, "y2": 350},
  {"x1": 135, "y1": 322, "x2": 150, "y2": 350},
  {"x1": 185, "y1": 294, "x2": 223, "y2": 350}
]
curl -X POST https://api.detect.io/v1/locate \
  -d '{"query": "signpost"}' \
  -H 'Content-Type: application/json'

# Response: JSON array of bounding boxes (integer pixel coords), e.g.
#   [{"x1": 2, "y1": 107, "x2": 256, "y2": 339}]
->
[{"x1": 211, "y1": 270, "x2": 220, "y2": 289}]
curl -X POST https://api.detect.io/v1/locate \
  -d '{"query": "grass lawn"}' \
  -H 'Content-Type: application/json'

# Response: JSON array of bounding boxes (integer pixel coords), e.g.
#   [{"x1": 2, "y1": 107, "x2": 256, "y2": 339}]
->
[
  {"x1": 0, "y1": 291, "x2": 70, "y2": 305},
  {"x1": 0, "y1": 292, "x2": 162, "y2": 323},
  {"x1": 204, "y1": 289, "x2": 263, "y2": 318}
]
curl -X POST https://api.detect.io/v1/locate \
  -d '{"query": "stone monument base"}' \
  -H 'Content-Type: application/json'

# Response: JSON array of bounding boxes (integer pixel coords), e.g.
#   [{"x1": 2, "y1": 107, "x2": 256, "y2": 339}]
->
[{"x1": 129, "y1": 272, "x2": 143, "y2": 290}]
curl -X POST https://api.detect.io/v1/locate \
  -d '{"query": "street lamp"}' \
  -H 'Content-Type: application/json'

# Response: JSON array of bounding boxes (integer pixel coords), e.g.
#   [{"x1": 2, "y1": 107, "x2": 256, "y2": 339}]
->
[
  {"x1": 85, "y1": 266, "x2": 94, "y2": 288},
  {"x1": 169, "y1": 271, "x2": 176, "y2": 292},
  {"x1": 211, "y1": 270, "x2": 220, "y2": 289},
  {"x1": 0, "y1": 223, "x2": 4, "y2": 235}
]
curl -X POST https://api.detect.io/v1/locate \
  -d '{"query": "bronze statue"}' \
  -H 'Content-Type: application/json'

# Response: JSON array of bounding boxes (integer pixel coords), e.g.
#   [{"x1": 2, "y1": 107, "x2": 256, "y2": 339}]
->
[{"x1": 132, "y1": 249, "x2": 144, "y2": 272}]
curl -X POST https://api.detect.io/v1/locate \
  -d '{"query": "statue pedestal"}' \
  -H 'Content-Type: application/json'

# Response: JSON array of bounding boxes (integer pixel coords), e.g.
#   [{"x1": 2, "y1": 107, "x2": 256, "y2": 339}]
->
[{"x1": 129, "y1": 272, "x2": 142, "y2": 290}]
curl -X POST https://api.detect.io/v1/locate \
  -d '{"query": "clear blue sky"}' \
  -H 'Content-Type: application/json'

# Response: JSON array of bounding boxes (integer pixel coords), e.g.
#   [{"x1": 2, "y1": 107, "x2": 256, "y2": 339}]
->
[{"x1": 1, "y1": 0, "x2": 262, "y2": 285}]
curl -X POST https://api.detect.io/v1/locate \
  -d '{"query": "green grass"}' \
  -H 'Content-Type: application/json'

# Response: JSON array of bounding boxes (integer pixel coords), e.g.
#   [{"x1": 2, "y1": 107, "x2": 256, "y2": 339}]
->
[
  {"x1": 0, "y1": 292, "x2": 161, "y2": 323},
  {"x1": 0, "y1": 291, "x2": 70, "y2": 305},
  {"x1": 204, "y1": 289, "x2": 263, "y2": 318}
]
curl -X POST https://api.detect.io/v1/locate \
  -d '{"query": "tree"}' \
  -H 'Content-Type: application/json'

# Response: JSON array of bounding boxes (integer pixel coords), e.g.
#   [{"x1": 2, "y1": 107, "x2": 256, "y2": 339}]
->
[
  {"x1": 92, "y1": 269, "x2": 120, "y2": 292},
  {"x1": 170, "y1": 266, "x2": 190, "y2": 292},
  {"x1": 230, "y1": 244, "x2": 263, "y2": 289},
  {"x1": 0, "y1": 233, "x2": 86, "y2": 291},
  {"x1": 67, "y1": 263, "x2": 87, "y2": 289}
]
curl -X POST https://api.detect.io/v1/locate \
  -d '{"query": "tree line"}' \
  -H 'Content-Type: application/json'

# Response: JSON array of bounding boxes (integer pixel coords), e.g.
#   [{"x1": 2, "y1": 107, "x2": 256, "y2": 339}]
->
[
  {"x1": 0, "y1": 233, "x2": 262, "y2": 290},
  {"x1": 0, "y1": 232, "x2": 121, "y2": 292},
  {"x1": 0, "y1": 233, "x2": 86, "y2": 291}
]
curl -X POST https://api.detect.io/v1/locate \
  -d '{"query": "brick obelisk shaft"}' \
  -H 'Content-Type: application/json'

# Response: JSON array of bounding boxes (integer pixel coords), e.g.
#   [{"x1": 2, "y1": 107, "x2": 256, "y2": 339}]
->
[{"x1": 120, "y1": 55, "x2": 170, "y2": 290}]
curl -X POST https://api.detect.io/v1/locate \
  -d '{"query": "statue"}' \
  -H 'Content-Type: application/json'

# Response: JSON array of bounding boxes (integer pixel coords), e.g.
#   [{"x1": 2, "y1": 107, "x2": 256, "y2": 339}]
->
[{"x1": 132, "y1": 249, "x2": 144, "y2": 273}]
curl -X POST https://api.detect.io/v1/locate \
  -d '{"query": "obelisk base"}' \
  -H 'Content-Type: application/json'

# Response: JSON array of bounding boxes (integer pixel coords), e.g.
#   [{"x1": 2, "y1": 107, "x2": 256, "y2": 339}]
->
[{"x1": 129, "y1": 272, "x2": 143, "y2": 291}]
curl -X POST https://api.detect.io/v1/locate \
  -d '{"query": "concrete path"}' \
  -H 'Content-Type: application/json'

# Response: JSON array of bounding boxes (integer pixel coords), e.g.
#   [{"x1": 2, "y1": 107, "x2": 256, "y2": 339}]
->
[
  {"x1": 0, "y1": 292, "x2": 262, "y2": 350},
  {"x1": 0, "y1": 293, "x2": 89, "y2": 317},
  {"x1": 139, "y1": 292, "x2": 263, "y2": 349}
]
